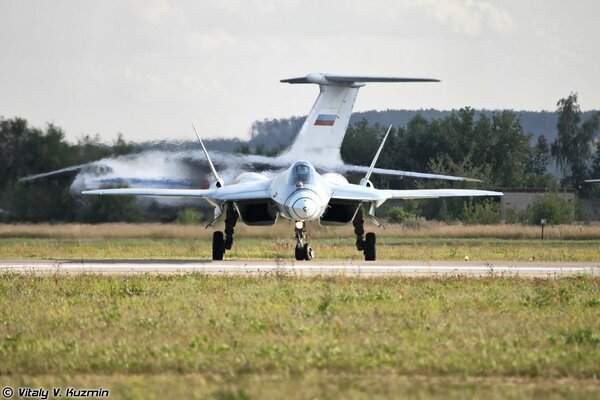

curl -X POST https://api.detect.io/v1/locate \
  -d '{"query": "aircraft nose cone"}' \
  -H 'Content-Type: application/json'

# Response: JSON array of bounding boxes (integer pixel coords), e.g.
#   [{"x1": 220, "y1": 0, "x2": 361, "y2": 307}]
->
[{"x1": 292, "y1": 197, "x2": 318, "y2": 220}]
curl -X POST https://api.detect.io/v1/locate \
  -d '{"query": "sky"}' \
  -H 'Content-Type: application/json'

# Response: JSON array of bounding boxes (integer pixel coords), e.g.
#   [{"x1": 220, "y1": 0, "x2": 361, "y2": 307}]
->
[{"x1": 0, "y1": 0, "x2": 598, "y2": 143}]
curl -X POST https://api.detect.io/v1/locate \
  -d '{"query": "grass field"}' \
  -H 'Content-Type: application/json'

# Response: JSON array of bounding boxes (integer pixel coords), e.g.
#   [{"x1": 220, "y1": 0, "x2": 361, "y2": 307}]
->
[
  {"x1": 2, "y1": 237, "x2": 600, "y2": 262},
  {"x1": 1, "y1": 273, "x2": 600, "y2": 399},
  {"x1": 1, "y1": 223, "x2": 600, "y2": 262},
  {"x1": 1, "y1": 223, "x2": 599, "y2": 398}
]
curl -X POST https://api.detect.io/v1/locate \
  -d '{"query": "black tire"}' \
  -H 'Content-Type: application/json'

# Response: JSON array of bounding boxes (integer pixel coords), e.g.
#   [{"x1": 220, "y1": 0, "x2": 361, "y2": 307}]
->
[
  {"x1": 303, "y1": 243, "x2": 314, "y2": 261},
  {"x1": 295, "y1": 245, "x2": 304, "y2": 261},
  {"x1": 364, "y1": 232, "x2": 376, "y2": 261},
  {"x1": 212, "y1": 231, "x2": 225, "y2": 261}
]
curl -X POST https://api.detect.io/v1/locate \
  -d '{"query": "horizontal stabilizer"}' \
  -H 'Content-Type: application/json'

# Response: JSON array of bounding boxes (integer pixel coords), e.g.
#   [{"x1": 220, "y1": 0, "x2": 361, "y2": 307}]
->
[
  {"x1": 326, "y1": 75, "x2": 439, "y2": 83},
  {"x1": 281, "y1": 73, "x2": 439, "y2": 86}
]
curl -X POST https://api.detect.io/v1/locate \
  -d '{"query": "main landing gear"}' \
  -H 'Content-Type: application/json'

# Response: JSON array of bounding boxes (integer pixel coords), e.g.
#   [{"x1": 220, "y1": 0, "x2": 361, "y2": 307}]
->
[
  {"x1": 353, "y1": 210, "x2": 376, "y2": 261},
  {"x1": 212, "y1": 203, "x2": 238, "y2": 260},
  {"x1": 294, "y1": 221, "x2": 314, "y2": 261}
]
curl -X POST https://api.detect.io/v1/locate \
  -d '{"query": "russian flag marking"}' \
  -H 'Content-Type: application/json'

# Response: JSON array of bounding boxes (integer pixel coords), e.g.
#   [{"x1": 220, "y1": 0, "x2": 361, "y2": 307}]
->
[{"x1": 314, "y1": 114, "x2": 336, "y2": 126}]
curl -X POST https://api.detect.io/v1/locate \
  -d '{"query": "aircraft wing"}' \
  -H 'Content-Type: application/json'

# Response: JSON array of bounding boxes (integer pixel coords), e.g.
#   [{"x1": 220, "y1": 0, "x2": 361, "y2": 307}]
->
[
  {"x1": 19, "y1": 164, "x2": 84, "y2": 182},
  {"x1": 82, "y1": 179, "x2": 272, "y2": 202},
  {"x1": 338, "y1": 164, "x2": 482, "y2": 182},
  {"x1": 382, "y1": 189, "x2": 503, "y2": 200},
  {"x1": 328, "y1": 184, "x2": 502, "y2": 203},
  {"x1": 82, "y1": 188, "x2": 215, "y2": 198}
]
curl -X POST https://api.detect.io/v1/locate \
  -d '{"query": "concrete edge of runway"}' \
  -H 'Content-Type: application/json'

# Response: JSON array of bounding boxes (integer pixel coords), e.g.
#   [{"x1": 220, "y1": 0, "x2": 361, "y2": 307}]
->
[{"x1": 1, "y1": 259, "x2": 599, "y2": 277}]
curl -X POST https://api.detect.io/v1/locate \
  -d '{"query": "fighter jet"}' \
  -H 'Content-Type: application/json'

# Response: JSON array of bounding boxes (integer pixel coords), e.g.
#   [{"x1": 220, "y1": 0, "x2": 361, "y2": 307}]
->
[
  {"x1": 21, "y1": 73, "x2": 478, "y2": 208},
  {"x1": 84, "y1": 121, "x2": 502, "y2": 261}
]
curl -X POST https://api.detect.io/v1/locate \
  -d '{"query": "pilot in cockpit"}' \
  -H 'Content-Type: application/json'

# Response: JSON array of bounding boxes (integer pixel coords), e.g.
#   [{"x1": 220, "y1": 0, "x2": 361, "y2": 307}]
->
[{"x1": 293, "y1": 163, "x2": 312, "y2": 187}]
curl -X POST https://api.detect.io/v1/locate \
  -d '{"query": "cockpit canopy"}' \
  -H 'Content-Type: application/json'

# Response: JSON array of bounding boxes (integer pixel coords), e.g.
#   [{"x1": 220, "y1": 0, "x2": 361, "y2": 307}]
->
[{"x1": 289, "y1": 161, "x2": 315, "y2": 186}]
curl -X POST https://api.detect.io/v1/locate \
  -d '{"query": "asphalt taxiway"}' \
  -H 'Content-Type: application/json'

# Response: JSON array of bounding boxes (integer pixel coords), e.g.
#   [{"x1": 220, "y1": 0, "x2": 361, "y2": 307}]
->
[{"x1": 0, "y1": 259, "x2": 599, "y2": 277}]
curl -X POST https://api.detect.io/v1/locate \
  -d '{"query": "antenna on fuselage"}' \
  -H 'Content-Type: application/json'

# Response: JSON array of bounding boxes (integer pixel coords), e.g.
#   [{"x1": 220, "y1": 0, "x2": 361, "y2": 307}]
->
[
  {"x1": 360, "y1": 125, "x2": 393, "y2": 187},
  {"x1": 192, "y1": 124, "x2": 223, "y2": 188}
]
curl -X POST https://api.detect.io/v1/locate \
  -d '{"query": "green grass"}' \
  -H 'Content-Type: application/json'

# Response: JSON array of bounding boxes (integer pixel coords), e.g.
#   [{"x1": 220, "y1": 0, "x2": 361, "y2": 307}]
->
[
  {"x1": 1, "y1": 274, "x2": 600, "y2": 398},
  {"x1": 1, "y1": 237, "x2": 600, "y2": 262}
]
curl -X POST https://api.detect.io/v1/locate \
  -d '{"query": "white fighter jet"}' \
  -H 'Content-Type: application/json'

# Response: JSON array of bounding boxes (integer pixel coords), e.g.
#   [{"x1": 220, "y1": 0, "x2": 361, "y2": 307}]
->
[{"x1": 83, "y1": 120, "x2": 502, "y2": 261}]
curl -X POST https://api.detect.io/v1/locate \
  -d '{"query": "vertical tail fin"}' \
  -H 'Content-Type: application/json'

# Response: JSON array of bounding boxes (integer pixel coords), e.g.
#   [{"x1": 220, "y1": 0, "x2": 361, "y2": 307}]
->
[
  {"x1": 360, "y1": 125, "x2": 393, "y2": 187},
  {"x1": 278, "y1": 73, "x2": 439, "y2": 168},
  {"x1": 192, "y1": 123, "x2": 223, "y2": 188}
]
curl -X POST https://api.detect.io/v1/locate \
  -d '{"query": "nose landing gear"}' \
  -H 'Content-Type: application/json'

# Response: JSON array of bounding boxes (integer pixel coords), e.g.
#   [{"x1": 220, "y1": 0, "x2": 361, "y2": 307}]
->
[{"x1": 294, "y1": 221, "x2": 314, "y2": 260}]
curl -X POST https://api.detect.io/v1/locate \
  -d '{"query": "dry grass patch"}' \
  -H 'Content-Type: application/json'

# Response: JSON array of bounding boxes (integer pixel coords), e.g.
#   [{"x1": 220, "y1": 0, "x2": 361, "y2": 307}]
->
[{"x1": 2, "y1": 222, "x2": 600, "y2": 240}]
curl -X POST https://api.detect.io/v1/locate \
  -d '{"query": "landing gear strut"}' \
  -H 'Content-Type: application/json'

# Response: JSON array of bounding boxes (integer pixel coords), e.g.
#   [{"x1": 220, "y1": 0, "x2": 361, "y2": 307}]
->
[
  {"x1": 353, "y1": 209, "x2": 376, "y2": 261},
  {"x1": 294, "y1": 221, "x2": 314, "y2": 261},
  {"x1": 212, "y1": 203, "x2": 238, "y2": 261}
]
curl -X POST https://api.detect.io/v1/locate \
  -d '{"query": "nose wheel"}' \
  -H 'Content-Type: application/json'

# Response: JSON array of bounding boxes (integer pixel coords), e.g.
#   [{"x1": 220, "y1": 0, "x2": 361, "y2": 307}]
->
[
  {"x1": 294, "y1": 221, "x2": 314, "y2": 261},
  {"x1": 295, "y1": 243, "x2": 314, "y2": 261}
]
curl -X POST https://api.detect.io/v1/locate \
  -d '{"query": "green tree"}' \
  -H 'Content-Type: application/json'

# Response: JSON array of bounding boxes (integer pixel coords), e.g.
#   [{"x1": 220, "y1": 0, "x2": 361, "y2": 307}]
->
[
  {"x1": 0, "y1": 118, "x2": 74, "y2": 188},
  {"x1": 236, "y1": 144, "x2": 251, "y2": 155},
  {"x1": 527, "y1": 193, "x2": 573, "y2": 225},
  {"x1": 528, "y1": 135, "x2": 551, "y2": 175},
  {"x1": 462, "y1": 199, "x2": 501, "y2": 225},
  {"x1": 0, "y1": 116, "x2": 137, "y2": 222},
  {"x1": 78, "y1": 194, "x2": 142, "y2": 223},
  {"x1": 113, "y1": 133, "x2": 134, "y2": 156},
  {"x1": 341, "y1": 119, "x2": 386, "y2": 167},
  {"x1": 551, "y1": 93, "x2": 600, "y2": 186},
  {"x1": 176, "y1": 208, "x2": 202, "y2": 225},
  {"x1": 5, "y1": 180, "x2": 78, "y2": 222},
  {"x1": 523, "y1": 135, "x2": 559, "y2": 188},
  {"x1": 340, "y1": 111, "x2": 547, "y2": 221},
  {"x1": 396, "y1": 109, "x2": 533, "y2": 188}
]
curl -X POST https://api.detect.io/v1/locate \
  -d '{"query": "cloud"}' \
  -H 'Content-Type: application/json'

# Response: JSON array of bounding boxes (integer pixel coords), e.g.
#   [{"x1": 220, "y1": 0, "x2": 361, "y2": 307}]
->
[
  {"x1": 190, "y1": 31, "x2": 239, "y2": 51},
  {"x1": 417, "y1": 0, "x2": 514, "y2": 36},
  {"x1": 139, "y1": 0, "x2": 172, "y2": 25}
]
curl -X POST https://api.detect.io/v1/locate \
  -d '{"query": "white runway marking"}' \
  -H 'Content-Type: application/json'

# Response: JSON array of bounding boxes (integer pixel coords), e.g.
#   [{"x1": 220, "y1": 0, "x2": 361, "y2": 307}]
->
[{"x1": 0, "y1": 260, "x2": 599, "y2": 277}]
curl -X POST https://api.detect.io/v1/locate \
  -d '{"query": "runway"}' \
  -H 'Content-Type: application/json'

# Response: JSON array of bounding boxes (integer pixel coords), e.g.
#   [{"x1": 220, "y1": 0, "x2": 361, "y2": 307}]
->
[{"x1": 1, "y1": 259, "x2": 599, "y2": 277}]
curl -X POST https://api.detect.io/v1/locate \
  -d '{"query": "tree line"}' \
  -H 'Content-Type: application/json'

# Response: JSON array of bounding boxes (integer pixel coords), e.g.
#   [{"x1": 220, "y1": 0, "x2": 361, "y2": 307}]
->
[
  {"x1": 340, "y1": 93, "x2": 599, "y2": 221},
  {"x1": 342, "y1": 94, "x2": 599, "y2": 189},
  {"x1": 0, "y1": 93, "x2": 598, "y2": 223},
  {"x1": 0, "y1": 118, "x2": 135, "y2": 222}
]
